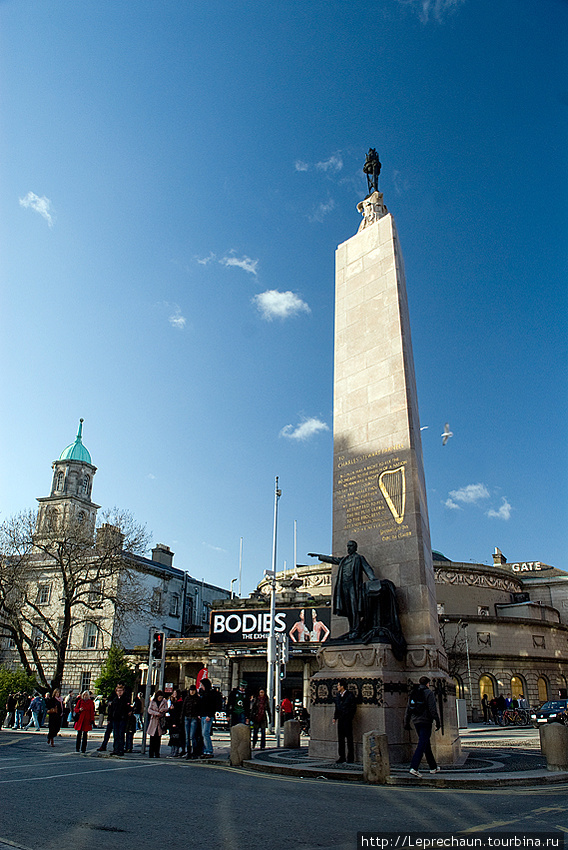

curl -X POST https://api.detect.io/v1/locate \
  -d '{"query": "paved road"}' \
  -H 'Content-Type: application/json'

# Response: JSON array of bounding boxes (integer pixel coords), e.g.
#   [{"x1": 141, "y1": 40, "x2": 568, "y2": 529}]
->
[{"x1": 0, "y1": 732, "x2": 566, "y2": 850}]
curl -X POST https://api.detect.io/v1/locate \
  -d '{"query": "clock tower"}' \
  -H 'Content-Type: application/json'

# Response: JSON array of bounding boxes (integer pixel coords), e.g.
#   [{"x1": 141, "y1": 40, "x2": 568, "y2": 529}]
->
[{"x1": 36, "y1": 419, "x2": 100, "y2": 540}]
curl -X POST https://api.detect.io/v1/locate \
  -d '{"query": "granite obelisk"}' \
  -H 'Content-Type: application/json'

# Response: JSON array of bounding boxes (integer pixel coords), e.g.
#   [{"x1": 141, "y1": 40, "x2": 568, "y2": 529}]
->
[{"x1": 309, "y1": 152, "x2": 460, "y2": 765}]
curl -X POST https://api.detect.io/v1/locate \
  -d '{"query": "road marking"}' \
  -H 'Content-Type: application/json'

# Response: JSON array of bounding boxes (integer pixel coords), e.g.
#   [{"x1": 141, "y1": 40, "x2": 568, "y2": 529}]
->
[{"x1": 0, "y1": 762, "x2": 156, "y2": 784}]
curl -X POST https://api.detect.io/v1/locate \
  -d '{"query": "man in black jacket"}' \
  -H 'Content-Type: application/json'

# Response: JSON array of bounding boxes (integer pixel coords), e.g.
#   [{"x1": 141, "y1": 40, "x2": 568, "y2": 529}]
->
[
  {"x1": 109, "y1": 683, "x2": 132, "y2": 757},
  {"x1": 404, "y1": 676, "x2": 441, "y2": 777},
  {"x1": 333, "y1": 679, "x2": 356, "y2": 764}
]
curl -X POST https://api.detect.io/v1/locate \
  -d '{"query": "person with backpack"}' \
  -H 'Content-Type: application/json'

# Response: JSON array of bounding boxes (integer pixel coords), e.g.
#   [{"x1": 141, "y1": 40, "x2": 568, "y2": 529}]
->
[{"x1": 404, "y1": 676, "x2": 441, "y2": 777}]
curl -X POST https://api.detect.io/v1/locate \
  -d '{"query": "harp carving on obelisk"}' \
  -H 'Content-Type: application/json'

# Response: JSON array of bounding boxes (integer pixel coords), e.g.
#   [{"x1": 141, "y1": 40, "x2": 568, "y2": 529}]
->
[{"x1": 378, "y1": 466, "x2": 406, "y2": 524}]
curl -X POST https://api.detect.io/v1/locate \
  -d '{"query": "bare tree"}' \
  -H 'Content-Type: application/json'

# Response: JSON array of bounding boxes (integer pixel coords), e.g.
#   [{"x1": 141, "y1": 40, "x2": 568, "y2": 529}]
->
[{"x1": 0, "y1": 507, "x2": 151, "y2": 690}]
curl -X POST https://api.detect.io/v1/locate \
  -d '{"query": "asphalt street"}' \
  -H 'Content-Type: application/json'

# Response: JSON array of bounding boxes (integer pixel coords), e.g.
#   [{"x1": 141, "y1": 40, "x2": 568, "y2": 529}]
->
[{"x1": 0, "y1": 731, "x2": 566, "y2": 850}]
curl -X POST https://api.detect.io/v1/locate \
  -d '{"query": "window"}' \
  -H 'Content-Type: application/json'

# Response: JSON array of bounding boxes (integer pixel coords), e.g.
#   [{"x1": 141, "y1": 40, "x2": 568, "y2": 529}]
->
[
  {"x1": 77, "y1": 510, "x2": 86, "y2": 524},
  {"x1": 479, "y1": 675, "x2": 495, "y2": 701},
  {"x1": 46, "y1": 508, "x2": 59, "y2": 530},
  {"x1": 453, "y1": 676, "x2": 464, "y2": 699},
  {"x1": 537, "y1": 676, "x2": 549, "y2": 703},
  {"x1": 151, "y1": 589, "x2": 162, "y2": 614},
  {"x1": 56, "y1": 471, "x2": 64, "y2": 491},
  {"x1": 31, "y1": 626, "x2": 44, "y2": 649},
  {"x1": 80, "y1": 671, "x2": 92, "y2": 694},
  {"x1": 83, "y1": 622, "x2": 98, "y2": 649},
  {"x1": 478, "y1": 606, "x2": 490, "y2": 617},
  {"x1": 511, "y1": 676, "x2": 525, "y2": 700},
  {"x1": 37, "y1": 583, "x2": 51, "y2": 605},
  {"x1": 170, "y1": 594, "x2": 180, "y2": 617},
  {"x1": 82, "y1": 475, "x2": 90, "y2": 495},
  {"x1": 88, "y1": 582, "x2": 103, "y2": 607}
]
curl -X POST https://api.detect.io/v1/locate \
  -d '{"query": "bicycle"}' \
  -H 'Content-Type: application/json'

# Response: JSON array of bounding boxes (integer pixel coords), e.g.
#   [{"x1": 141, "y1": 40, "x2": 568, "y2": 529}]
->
[{"x1": 502, "y1": 708, "x2": 531, "y2": 726}]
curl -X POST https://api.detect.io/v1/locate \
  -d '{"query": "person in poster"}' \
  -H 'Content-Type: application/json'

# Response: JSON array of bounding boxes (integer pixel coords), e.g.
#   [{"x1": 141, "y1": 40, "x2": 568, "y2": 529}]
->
[
  {"x1": 289, "y1": 609, "x2": 310, "y2": 642},
  {"x1": 309, "y1": 609, "x2": 330, "y2": 643}
]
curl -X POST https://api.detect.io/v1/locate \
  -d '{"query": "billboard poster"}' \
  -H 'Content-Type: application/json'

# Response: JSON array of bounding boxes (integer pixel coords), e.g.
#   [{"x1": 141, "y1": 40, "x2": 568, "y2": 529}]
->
[{"x1": 209, "y1": 606, "x2": 331, "y2": 644}]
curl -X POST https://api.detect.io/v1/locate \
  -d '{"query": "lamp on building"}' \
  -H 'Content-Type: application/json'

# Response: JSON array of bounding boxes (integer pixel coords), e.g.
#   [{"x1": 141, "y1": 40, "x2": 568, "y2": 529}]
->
[{"x1": 267, "y1": 476, "x2": 281, "y2": 731}]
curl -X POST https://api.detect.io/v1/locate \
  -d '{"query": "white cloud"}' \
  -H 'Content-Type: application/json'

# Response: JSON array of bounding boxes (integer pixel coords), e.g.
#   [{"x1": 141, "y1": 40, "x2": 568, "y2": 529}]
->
[
  {"x1": 397, "y1": 0, "x2": 465, "y2": 23},
  {"x1": 202, "y1": 541, "x2": 228, "y2": 554},
  {"x1": 316, "y1": 154, "x2": 343, "y2": 173},
  {"x1": 444, "y1": 498, "x2": 461, "y2": 510},
  {"x1": 19, "y1": 191, "x2": 54, "y2": 227},
  {"x1": 309, "y1": 197, "x2": 336, "y2": 223},
  {"x1": 220, "y1": 254, "x2": 259, "y2": 275},
  {"x1": 487, "y1": 498, "x2": 512, "y2": 521},
  {"x1": 168, "y1": 306, "x2": 186, "y2": 329},
  {"x1": 147, "y1": 473, "x2": 156, "y2": 480},
  {"x1": 295, "y1": 160, "x2": 310, "y2": 172},
  {"x1": 195, "y1": 252, "x2": 216, "y2": 265},
  {"x1": 448, "y1": 483, "x2": 490, "y2": 504},
  {"x1": 253, "y1": 290, "x2": 311, "y2": 321},
  {"x1": 280, "y1": 417, "x2": 329, "y2": 441}
]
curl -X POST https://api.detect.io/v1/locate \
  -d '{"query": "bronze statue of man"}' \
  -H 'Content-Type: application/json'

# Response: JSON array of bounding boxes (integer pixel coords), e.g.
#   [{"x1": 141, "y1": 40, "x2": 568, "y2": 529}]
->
[
  {"x1": 308, "y1": 540, "x2": 375, "y2": 640},
  {"x1": 363, "y1": 148, "x2": 381, "y2": 194}
]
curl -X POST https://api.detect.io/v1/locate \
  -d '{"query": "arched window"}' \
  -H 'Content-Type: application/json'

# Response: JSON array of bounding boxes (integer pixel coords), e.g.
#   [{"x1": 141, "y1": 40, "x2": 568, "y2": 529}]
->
[
  {"x1": 453, "y1": 676, "x2": 464, "y2": 699},
  {"x1": 56, "y1": 471, "x2": 64, "y2": 491},
  {"x1": 510, "y1": 676, "x2": 525, "y2": 701},
  {"x1": 479, "y1": 675, "x2": 495, "y2": 701},
  {"x1": 537, "y1": 676, "x2": 549, "y2": 704},
  {"x1": 82, "y1": 475, "x2": 90, "y2": 495}
]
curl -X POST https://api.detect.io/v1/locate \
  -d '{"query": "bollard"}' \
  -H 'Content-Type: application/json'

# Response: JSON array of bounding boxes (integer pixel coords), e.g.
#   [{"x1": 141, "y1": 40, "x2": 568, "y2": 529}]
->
[
  {"x1": 230, "y1": 723, "x2": 251, "y2": 766},
  {"x1": 539, "y1": 722, "x2": 568, "y2": 771},
  {"x1": 362, "y1": 730, "x2": 390, "y2": 783},
  {"x1": 283, "y1": 719, "x2": 301, "y2": 748}
]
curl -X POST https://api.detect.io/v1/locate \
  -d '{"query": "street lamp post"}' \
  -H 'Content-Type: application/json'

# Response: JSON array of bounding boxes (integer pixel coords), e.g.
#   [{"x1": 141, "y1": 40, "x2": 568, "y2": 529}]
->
[
  {"x1": 267, "y1": 476, "x2": 281, "y2": 732},
  {"x1": 460, "y1": 621, "x2": 474, "y2": 719}
]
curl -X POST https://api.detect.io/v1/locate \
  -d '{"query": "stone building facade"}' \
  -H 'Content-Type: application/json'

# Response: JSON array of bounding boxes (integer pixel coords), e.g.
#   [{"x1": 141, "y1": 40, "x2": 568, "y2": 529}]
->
[{"x1": 0, "y1": 422, "x2": 230, "y2": 694}]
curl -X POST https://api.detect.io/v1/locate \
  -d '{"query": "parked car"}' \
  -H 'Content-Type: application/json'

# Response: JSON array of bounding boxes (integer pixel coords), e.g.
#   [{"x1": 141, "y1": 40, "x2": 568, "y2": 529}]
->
[{"x1": 531, "y1": 699, "x2": 568, "y2": 727}]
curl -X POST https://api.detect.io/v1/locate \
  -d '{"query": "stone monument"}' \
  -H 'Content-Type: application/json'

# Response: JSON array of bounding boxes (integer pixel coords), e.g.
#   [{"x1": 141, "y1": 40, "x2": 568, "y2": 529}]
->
[{"x1": 308, "y1": 150, "x2": 460, "y2": 765}]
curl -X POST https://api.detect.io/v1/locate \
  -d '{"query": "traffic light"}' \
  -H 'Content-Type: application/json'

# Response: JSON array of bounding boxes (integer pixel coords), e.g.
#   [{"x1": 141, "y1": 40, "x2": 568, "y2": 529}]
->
[{"x1": 152, "y1": 631, "x2": 164, "y2": 659}]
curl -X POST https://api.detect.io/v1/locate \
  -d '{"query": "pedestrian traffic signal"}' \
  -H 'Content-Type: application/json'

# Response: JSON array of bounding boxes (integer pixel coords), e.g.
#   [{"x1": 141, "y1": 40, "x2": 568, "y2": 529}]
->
[{"x1": 152, "y1": 632, "x2": 164, "y2": 659}]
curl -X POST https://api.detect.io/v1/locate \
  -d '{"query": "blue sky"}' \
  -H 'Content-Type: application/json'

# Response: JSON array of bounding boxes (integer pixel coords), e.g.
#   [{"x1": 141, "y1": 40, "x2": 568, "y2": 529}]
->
[{"x1": 1, "y1": 0, "x2": 566, "y2": 594}]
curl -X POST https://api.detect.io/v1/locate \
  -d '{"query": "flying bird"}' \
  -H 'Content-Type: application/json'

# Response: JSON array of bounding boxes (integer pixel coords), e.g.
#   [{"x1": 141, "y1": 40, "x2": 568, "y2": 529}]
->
[
  {"x1": 420, "y1": 426, "x2": 429, "y2": 431},
  {"x1": 441, "y1": 423, "x2": 453, "y2": 446}
]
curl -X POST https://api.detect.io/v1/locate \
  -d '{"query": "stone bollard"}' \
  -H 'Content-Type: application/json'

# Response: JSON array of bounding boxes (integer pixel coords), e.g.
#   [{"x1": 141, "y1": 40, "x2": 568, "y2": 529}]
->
[
  {"x1": 283, "y1": 719, "x2": 301, "y2": 748},
  {"x1": 539, "y1": 722, "x2": 568, "y2": 771},
  {"x1": 230, "y1": 723, "x2": 251, "y2": 766},
  {"x1": 362, "y1": 730, "x2": 390, "y2": 783}
]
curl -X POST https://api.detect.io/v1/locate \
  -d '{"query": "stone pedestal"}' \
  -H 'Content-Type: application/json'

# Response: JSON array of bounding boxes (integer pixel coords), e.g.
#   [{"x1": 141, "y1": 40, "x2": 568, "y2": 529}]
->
[{"x1": 309, "y1": 643, "x2": 459, "y2": 765}]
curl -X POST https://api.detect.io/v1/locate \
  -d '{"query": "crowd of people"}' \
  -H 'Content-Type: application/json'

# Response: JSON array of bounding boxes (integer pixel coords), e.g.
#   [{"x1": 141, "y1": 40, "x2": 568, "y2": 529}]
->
[{"x1": 3, "y1": 679, "x2": 310, "y2": 757}]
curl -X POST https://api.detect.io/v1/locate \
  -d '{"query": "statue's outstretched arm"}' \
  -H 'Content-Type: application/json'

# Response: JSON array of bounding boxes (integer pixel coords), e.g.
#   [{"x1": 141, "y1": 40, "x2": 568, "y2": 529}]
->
[
  {"x1": 361, "y1": 555, "x2": 376, "y2": 580},
  {"x1": 308, "y1": 553, "x2": 340, "y2": 565}
]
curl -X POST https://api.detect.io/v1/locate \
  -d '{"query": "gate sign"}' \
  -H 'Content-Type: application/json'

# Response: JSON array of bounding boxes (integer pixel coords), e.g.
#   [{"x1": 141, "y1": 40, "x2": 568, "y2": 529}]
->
[{"x1": 209, "y1": 606, "x2": 331, "y2": 644}]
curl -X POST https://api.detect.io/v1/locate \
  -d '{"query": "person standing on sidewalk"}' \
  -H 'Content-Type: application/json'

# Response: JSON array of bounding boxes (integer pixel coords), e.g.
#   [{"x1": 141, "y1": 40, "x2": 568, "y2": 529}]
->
[
  {"x1": 404, "y1": 676, "x2": 441, "y2": 777},
  {"x1": 109, "y1": 683, "x2": 132, "y2": 757},
  {"x1": 74, "y1": 691, "x2": 95, "y2": 753},
  {"x1": 333, "y1": 679, "x2": 356, "y2": 764}
]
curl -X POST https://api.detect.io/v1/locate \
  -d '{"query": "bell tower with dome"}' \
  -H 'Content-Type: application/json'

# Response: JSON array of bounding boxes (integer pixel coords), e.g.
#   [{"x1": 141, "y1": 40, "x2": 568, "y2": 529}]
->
[{"x1": 36, "y1": 419, "x2": 100, "y2": 540}]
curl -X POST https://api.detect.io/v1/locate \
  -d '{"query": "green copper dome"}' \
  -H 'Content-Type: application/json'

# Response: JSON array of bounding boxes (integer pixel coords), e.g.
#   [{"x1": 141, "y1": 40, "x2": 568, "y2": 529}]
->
[{"x1": 59, "y1": 419, "x2": 92, "y2": 464}]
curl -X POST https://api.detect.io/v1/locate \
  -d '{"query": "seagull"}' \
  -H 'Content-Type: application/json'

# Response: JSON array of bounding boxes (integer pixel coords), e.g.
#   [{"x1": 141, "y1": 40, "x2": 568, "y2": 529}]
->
[
  {"x1": 420, "y1": 426, "x2": 429, "y2": 431},
  {"x1": 441, "y1": 423, "x2": 453, "y2": 446}
]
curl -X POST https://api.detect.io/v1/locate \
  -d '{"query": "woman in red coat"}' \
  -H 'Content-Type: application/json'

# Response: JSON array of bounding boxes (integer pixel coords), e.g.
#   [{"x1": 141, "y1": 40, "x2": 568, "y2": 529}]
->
[{"x1": 74, "y1": 690, "x2": 95, "y2": 753}]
